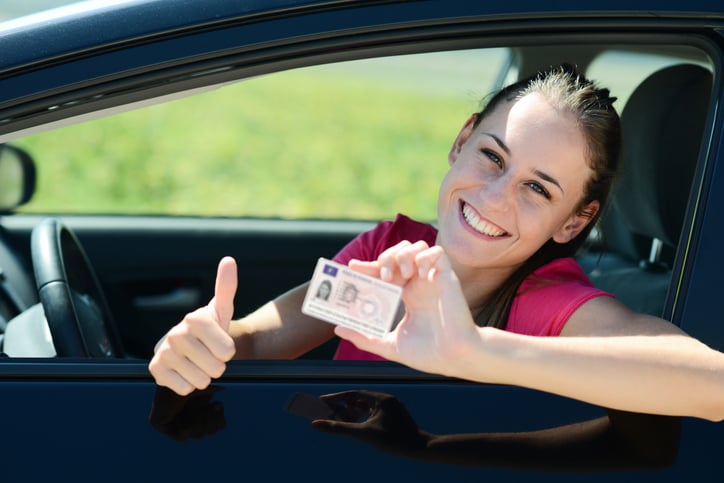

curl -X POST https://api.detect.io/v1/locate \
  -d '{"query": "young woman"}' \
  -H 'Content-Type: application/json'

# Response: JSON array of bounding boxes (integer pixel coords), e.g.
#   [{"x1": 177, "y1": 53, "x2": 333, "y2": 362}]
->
[{"x1": 149, "y1": 64, "x2": 724, "y2": 422}]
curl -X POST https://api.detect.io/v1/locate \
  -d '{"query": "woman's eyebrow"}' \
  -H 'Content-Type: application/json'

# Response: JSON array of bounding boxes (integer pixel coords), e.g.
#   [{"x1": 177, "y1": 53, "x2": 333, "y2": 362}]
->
[
  {"x1": 482, "y1": 132, "x2": 511, "y2": 155},
  {"x1": 534, "y1": 169, "x2": 564, "y2": 195}
]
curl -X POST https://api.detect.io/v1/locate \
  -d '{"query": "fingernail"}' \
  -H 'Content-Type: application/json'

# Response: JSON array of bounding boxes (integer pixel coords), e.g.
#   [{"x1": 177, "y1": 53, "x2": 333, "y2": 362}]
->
[
  {"x1": 380, "y1": 266, "x2": 391, "y2": 281},
  {"x1": 400, "y1": 263, "x2": 410, "y2": 278}
]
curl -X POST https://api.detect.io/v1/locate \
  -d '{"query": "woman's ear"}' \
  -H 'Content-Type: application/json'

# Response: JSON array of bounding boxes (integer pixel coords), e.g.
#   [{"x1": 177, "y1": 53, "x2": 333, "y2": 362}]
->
[
  {"x1": 448, "y1": 114, "x2": 478, "y2": 166},
  {"x1": 552, "y1": 200, "x2": 600, "y2": 244}
]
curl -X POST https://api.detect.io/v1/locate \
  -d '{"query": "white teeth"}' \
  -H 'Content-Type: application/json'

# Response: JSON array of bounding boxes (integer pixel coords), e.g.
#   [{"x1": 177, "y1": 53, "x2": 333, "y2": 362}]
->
[{"x1": 462, "y1": 203, "x2": 505, "y2": 237}]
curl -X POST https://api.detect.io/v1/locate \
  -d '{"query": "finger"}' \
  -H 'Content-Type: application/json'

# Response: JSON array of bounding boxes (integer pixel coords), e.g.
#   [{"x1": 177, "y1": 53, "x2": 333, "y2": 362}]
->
[
  {"x1": 376, "y1": 241, "x2": 412, "y2": 282},
  {"x1": 347, "y1": 259, "x2": 381, "y2": 278},
  {"x1": 413, "y1": 245, "x2": 447, "y2": 280},
  {"x1": 168, "y1": 321, "x2": 230, "y2": 377},
  {"x1": 159, "y1": 306, "x2": 235, "y2": 370},
  {"x1": 149, "y1": 355, "x2": 193, "y2": 396},
  {"x1": 177, "y1": 305, "x2": 236, "y2": 360},
  {"x1": 210, "y1": 256, "x2": 237, "y2": 330},
  {"x1": 334, "y1": 325, "x2": 395, "y2": 362},
  {"x1": 156, "y1": 371, "x2": 196, "y2": 397},
  {"x1": 393, "y1": 240, "x2": 432, "y2": 279},
  {"x1": 149, "y1": 348, "x2": 213, "y2": 396}
]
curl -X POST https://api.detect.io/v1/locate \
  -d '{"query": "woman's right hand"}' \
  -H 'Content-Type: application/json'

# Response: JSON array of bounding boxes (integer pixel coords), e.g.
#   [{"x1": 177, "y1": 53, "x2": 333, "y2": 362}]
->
[
  {"x1": 336, "y1": 241, "x2": 479, "y2": 377},
  {"x1": 148, "y1": 256, "x2": 238, "y2": 396}
]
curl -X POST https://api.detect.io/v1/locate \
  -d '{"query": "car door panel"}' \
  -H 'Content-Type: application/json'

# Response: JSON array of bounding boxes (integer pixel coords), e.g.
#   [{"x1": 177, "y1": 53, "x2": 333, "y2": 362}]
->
[{"x1": 1, "y1": 360, "x2": 720, "y2": 482}]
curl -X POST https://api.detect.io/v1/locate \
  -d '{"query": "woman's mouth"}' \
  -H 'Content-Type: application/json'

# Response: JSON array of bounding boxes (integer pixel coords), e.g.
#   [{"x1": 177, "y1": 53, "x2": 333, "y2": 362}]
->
[{"x1": 461, "y1": 202, "x2": 508, "y2": 237}]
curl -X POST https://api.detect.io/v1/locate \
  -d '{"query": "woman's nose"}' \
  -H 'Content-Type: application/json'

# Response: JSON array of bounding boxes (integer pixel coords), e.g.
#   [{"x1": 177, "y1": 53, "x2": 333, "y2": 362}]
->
[{"x1": 479, "y1": 175, "x2": 511, "y2": 212}]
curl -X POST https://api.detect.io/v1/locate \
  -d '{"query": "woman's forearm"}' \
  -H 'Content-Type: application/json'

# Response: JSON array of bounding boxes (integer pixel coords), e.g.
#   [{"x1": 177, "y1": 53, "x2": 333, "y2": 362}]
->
[
  {"x1": 229, "y1": 282, "x2": 336, "y2": 360},
  {"x1": 461, "y1": 327, "x2": 724, "y2": 421}
]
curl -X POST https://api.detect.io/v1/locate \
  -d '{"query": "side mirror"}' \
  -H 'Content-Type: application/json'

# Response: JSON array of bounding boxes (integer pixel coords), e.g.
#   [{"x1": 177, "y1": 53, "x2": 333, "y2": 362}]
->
[{"x1": 0, "y1": 144, "x2": 36, "y2": 212}]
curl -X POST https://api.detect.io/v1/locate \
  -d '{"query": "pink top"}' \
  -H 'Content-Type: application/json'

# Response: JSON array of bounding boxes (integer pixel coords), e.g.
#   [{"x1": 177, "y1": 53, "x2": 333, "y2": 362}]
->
[{"x1": 332, "y1": 214, "x2": 613, "y2": 360}]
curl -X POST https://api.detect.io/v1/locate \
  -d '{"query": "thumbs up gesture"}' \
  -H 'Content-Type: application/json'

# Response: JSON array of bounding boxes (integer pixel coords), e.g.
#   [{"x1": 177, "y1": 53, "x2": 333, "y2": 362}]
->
[
  {"x1": 149, "y1": 257, "x2": 238, "y2": 396},
  {"x1": 209, "y1": 256, "x2": 238, "y2": 332}
]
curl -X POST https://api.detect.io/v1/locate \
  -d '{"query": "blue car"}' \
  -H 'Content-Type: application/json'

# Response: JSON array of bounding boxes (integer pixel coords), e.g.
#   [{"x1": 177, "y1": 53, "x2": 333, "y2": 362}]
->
[{"x1": 0, "y1": 1, "x2": 722, "y2": 481}]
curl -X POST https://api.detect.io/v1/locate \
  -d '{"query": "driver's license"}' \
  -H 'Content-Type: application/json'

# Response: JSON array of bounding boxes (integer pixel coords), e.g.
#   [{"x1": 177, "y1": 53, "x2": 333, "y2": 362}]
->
[{"x1": 302, "y1": 258, "x2": 402, "y2": 338}]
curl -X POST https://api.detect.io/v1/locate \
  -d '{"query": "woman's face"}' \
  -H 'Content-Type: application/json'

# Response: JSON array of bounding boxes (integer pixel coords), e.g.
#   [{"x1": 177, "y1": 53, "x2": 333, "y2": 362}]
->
[{"x1": 436, "y1": 92, "x2": 597, "y2": 275}]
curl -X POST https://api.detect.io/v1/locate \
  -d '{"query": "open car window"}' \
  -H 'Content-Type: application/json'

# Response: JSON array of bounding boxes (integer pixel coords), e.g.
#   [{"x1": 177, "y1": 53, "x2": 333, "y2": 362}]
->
[
  {"x1": 15, "y1": 49, "x2": 510, "y2": 222},
  {"x1": 1, "y1": 40, "x2": 715, "y2": 361}
]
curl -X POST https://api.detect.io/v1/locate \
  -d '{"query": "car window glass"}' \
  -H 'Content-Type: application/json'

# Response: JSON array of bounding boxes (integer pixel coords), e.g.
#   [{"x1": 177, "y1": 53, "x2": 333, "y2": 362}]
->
[
  {"x1": 586, "y1": 48, "x2": 712, "y2": 107},
  {"x1": 15, "y1": 48, "x2": 509, "y2": 222},
  {"x1": 577, "y1": 47, "x2": 713, "y2": 318}
]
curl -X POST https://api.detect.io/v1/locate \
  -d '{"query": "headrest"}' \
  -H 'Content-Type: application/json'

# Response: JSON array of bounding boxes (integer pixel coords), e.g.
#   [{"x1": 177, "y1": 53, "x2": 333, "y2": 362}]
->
[{"x1": 613, "y1": 64, "x2": 712, "y2": 247}]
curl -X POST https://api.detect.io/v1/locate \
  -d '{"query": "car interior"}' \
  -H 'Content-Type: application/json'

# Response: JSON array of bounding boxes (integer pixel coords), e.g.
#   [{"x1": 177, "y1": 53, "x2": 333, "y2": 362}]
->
[
  {"x1": 0, "y1": 39, "x2": 715, "y2": 360},
  {"x1": 580, "y1": 62, "x2": 712, "y2": 316}
]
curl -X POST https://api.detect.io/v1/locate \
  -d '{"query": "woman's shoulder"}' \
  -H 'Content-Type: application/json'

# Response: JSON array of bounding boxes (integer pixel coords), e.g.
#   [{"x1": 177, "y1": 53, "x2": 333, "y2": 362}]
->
[
  {"x1": 334, "y1": 213, "x2": 437, "y2": 264},
  {"x1": 509, "y1": 257, "x2": 613, "y2": 336},
  {"x1": 528, "y1": 257, "x2": 592, "y2": 285},
  {"x1": 372, "y1": 213, "x2": 437, "y2": 245},
  {"x1": 518, "y1": 257, "x2": 603, "y2": 304}
]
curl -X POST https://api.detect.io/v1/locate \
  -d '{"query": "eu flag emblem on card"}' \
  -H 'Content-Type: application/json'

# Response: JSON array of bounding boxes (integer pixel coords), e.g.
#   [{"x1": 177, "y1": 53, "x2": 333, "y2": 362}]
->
[{"x1": 323, "y1": 264, "x2": 338, "y2": 277}]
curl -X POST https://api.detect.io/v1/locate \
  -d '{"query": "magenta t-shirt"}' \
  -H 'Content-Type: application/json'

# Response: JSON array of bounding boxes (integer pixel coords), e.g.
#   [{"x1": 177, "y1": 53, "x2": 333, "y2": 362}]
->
[{"x1": 332, "y1": 214, "x2": 612, "y2": 360}]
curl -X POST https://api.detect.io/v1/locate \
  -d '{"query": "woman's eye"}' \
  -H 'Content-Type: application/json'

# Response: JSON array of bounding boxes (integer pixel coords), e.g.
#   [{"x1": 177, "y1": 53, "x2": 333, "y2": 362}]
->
[
  {"x1": 482, "y1": 149, "x2": 503, "y2": 168},
  {"x1": 526, "y1": 182, "x2": 552, "y2": 199}
]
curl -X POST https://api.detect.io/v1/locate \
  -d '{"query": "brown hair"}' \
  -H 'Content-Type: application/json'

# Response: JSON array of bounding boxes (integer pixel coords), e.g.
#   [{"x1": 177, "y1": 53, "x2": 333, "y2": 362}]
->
[{"x1": 472, "y1": 63, "x2": 621, "y2": 329}]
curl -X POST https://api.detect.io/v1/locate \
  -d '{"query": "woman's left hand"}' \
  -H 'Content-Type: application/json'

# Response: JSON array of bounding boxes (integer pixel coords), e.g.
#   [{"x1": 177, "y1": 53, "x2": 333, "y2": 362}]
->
[{"x1": 335, "y1": 241, "x2": 478, "y2": 376}]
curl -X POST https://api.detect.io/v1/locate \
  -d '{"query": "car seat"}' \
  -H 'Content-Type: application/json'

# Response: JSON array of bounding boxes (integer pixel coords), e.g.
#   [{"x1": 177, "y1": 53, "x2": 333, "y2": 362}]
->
[{"x1": 583, "y1": 63, "x2": 712, "y2": 316}]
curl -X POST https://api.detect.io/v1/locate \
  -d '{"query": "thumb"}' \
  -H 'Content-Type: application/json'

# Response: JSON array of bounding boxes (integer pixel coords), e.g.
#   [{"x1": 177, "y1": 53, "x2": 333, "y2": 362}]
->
[
  {"x1": 348, "y1": 259, "x2": 381, "y2": 278},
  {"x1": 210, "y1": 256, "x2": 237, "y2": 331}
]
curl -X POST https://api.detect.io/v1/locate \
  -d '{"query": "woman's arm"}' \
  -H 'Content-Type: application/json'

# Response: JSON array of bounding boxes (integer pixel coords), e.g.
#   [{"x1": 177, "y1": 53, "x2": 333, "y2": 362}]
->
[
  {"x1": 466, "y1": 313, "x2": 724, "y2": 421},
  {"x1": 228, "y1": 282, "x2": 336, "y2": 360},
  {"x1": 467, "y1": 297, "x2": 724, "y2": 421},
  {"x1": 334, "y1": 246, "x2": 724, "y2": 421},
  {"x1": 149, "y1": 257, "x2": 335, "y2": 395}
]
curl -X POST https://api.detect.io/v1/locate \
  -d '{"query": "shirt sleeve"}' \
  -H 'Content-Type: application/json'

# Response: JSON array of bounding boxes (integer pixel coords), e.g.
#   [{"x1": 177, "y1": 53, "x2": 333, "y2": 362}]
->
[
  {"x1": 507, "y1": 258, "x2": 614, "y2": 336},
  {"x1": 332, "y1": 219, "x2": 395, "y2": 265},
  {"x1": 332, "y1": 214, "x2": 437, "y2": 266}
]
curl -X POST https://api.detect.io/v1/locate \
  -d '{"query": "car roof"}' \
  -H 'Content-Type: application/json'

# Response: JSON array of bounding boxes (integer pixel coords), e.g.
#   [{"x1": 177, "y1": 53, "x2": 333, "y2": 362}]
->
[
  {"x1": 1, "y1": 0, "x2": 723, "y2": 74},
  {"x1": 0, "y1": 0, "x2": 334, "y2": 71},
  {"x1": 0, "y1": 0, "x2": 722, "y2": 142}
]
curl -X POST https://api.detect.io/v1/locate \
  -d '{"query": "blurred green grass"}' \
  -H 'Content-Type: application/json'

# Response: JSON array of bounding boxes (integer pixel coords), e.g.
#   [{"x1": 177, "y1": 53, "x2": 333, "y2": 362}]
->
[{"x1": 16, "y1": 51, "x2": 503, "y2": 221}]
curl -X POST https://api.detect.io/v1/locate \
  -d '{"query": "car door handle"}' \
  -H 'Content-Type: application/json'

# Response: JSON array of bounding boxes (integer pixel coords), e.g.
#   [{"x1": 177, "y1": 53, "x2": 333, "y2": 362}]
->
[{"x1": 132, "y1": 287, "x2": 202, "y2": 311}]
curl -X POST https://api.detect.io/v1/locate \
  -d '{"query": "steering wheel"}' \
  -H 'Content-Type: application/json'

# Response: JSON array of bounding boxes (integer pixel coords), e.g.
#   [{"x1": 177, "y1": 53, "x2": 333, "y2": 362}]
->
[{"x1": 31, "y1": 218, "x2": 123, "y2": 358}]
